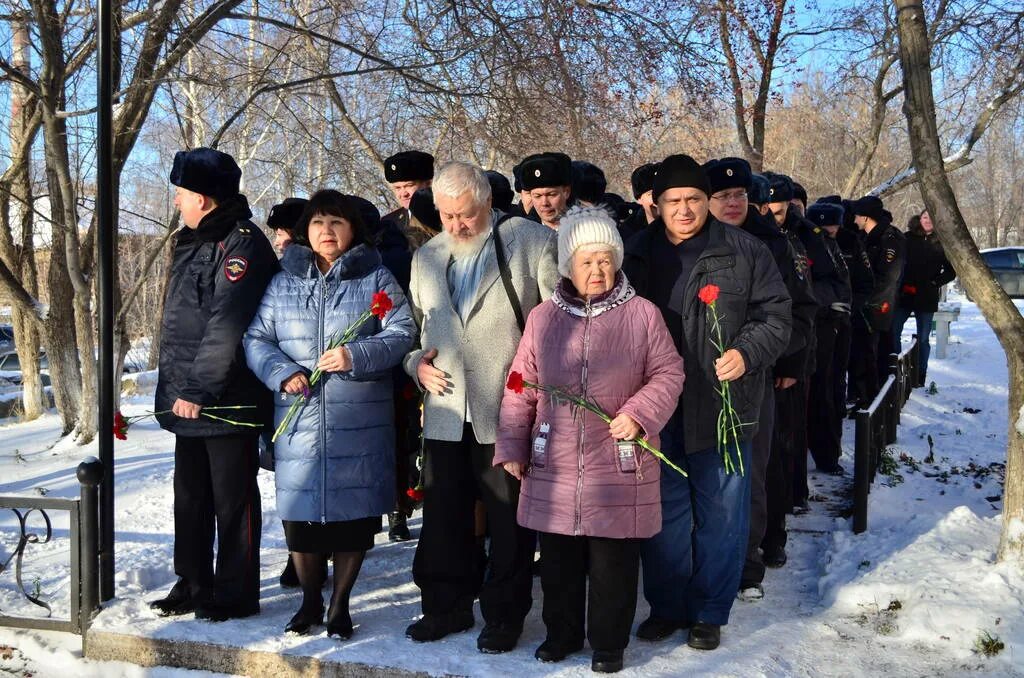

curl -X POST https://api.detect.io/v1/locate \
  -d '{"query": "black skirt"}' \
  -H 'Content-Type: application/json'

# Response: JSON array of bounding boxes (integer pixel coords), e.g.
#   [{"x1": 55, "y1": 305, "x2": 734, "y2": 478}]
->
[{"x1": 283, "y1": 516, "x2": 381, "y2": 553}]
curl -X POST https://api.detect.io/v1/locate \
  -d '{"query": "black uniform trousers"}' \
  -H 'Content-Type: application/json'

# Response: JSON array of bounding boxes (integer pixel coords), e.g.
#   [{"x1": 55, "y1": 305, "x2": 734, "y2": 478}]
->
[
  {"x1": 742, "y1": 380, "x2": 775, "y2": 587},
  {"x1": 763, "y1": 382, "x2": 805, "y2": 551},
  {"x1": 413, "y1": 424, "x2": 534, "y2": 625},
  {"x1": 173, "y1": 433, "x2": 261, "y2": 608},
  {"x1": 833, "y1": 313, "x2": 853, "y2": 422},
  {"x1": 808, "y1": 312, "x2": 841, "y2": 469},
  {"x1": 791, "y1": 379, "x2": 810, "y2": 508},
  {"x1": 848, "y1": 320, "x2": 879, "y2": 407},
  {"x1": 538, "y1": 532, "x2": 640, "y2": 652}
]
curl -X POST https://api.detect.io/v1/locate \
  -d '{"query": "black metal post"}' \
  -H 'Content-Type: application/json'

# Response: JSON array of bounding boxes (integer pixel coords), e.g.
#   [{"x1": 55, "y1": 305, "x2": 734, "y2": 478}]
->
[
  {"x1": 96, "y1": 0, "x2": 115, "y2": 601},
  {"x1": 854, "y1": 412, "x2": 870, "y2": 533},
  {"x1": 77, "y1": 457, "x2": 103, "y2": 641}
]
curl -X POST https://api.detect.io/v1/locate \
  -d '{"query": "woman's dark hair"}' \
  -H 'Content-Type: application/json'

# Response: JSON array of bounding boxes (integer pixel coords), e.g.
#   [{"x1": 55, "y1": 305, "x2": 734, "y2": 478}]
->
[
  {"x1": 906, "y1": 213, "x2": 923, "y2": 236},
  {"x1": 293, "y1": 189, "x2": 369, "y2": 250}
]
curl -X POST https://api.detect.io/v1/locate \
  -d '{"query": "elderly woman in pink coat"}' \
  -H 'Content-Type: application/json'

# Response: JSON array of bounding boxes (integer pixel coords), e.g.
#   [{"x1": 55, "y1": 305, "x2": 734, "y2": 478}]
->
[{"x1": 495, "y1": 205, "x2": 684, "y2": 673}]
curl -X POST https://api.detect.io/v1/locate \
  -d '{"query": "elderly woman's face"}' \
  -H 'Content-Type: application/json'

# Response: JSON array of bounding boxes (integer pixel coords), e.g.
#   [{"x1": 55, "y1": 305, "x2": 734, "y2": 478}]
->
[
  {"x1": 571, "y1": 248, "x2": 616, "y2": 299},
  {"x1": 308, "y1": 212, "x2": 354, "y2": 263}
]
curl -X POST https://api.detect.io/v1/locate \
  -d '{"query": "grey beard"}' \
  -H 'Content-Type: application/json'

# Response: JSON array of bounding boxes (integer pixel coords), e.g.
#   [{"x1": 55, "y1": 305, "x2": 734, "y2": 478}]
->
[{"x1": 442, "y1": 229, "x2": 489, "y2": 260}]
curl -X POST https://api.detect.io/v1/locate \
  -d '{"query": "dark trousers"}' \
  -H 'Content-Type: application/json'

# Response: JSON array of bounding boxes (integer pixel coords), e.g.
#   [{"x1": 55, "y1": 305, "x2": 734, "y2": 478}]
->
[
  {"x1": 763, "y1": 382, "x2": 805, "y2": 551},
  {"x1": 173, "y1": 433, "x2": 261, "y2": 607},
  {"x1": 641, "y1": 414, "x2": 752, "y2": 626},
  {"x1": 790, "y1": 379, "x2": 810, "y2": 507},
  {"x1": 848, "y1": 321, "x2": 879, "y2": 406},
  {"x1": 742, "y1": 380, "x2": 774, "y2": 586},
  {"x1": 833, "y1": 313, "x2": 852, "y2": 418},
  {"x1": 393, "y1": 382, "x2": 421, "y2": 511},
  {"x1": 893, "y1": 307, "x2": 934, "y2": 381},
  {"x1": 538, "y1": 532, "x2": 640, "y2": 652},
  {"x1": 412, "y1": 425, "x2": 534, "y2": 625},
  {"x1": 808, "y1": 313, "x2": 841, "y2": 469}
]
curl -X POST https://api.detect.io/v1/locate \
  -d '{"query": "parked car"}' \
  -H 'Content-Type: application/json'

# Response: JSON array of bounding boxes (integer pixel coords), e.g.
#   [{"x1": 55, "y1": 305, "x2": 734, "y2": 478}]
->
[
  {"x1": 977, "y1": 247, "x2": 1024, "y2": 299},
  {"x1": 0, "y1": 349, "x2": 50, "y2": 386}
]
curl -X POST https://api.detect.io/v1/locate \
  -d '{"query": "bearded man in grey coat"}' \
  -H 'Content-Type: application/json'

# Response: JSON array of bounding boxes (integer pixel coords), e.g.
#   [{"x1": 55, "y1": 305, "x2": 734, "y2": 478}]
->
[{"x1": 403, "y1": 161, "x2": 559, "y2": 653}]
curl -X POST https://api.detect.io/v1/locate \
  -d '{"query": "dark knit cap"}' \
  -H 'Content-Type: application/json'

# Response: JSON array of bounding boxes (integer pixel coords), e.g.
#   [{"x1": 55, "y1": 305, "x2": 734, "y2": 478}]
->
[
  {"x1": 383, "y1": 150, "x2": 434, "y2": 183},
  {"x1": 748, "y1": 174, "x2": 772, "y2": 205},
  {"x1": 630, "y1": 163, "x2": 659, "y2": 199},
  {"x1": 169, "y1": 147, "x2": 241, "y2": 202},
  {"x1": 792, "y1": 182, "x2": 808, "y2": 206},
  {"x1": 571, "y1": 161, "x2": 608, "y2": 204},
  {"x1": 266, "y1": 197, "x2": 308, "y2": 231},
  {"x1": 852, "y1": 195, "x2": 893, "y2": 225},
  {"x1": 761, "y1": 171, "x2": 794, "y2": 203},
  {"x1": 485, "y1": 170, "x2": 514, "y2": 212},
  {"x1": 703, "y1": 157, "x2": 753, "y2": 194},
  {"x1": 409, "y1": 187, "x2": 442, "y2": 233},
  {"x1": 519, "y1": 152, "x2": 573, "y2": 191},
  {"x1": 652, "y1": 154, "x2": 711, "y2": 199},
  {"x1": 806, "y1": 202, "x2": 845, "y2": 227}
]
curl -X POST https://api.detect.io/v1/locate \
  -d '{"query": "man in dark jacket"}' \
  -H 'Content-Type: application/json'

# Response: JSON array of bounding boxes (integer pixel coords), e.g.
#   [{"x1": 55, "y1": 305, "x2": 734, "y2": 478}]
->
[
  {"x1": 819, "y1": 195, "x2": 875, "y2": 417},
  {"x1": 849, "y1": 195, "x2": 906, "y2": 405},
  {"x1": 625, "y1": 155, "x2": 791, "y2": 650},
  {"x1": 382, "y1": 150, "x2": 436, "y2": 247},
  {"x1": 518, "y1": 152, "x2": 573, "y2": 230},
  {"x1": 704, "y1": 159, "x2": 816, "y2": 600},
  {"x1": 805, "y1": 202, "x2": 854, "y2": 474},
  {"x1": 150, "y1": 147, "x2": 278, "y2": 621}
]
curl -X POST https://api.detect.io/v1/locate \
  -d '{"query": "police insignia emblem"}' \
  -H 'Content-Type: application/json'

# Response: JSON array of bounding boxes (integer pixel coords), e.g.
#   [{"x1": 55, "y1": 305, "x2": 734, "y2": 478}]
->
[
  {"x1": 726, "y1": 168, "x2": 734, "y2": 177},
  {"x1": 391, "y1": 163, "x2": 396, "y2": 171},
  {"x1": 534, "y1": 169, "x2": 541, "y2": 177},
  {"x1": 224, "y1": 255, "x2": 248, "y2": 282},
  {"x1": 885, "y1": 248, "x2": 896, "y2": 263}
]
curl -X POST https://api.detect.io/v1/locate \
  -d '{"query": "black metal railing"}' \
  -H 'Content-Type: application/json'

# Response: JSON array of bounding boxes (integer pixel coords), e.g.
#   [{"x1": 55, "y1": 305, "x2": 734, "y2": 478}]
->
[
  {"x1": 0, "y1": 458, "x2": 102, "y2": 647},
  {"x1": 853, "y1": 336, "x2": 919, "y2": 534}
]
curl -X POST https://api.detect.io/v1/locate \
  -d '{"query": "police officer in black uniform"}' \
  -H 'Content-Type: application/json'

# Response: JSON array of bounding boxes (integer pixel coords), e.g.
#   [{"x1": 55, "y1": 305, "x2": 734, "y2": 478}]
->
[
  {"x1": 149, "y1": 147, "x2": 278, "y2": 621},
  {"x1": 383, "y1": 150, "x2": 435, "y2": 249},
  {"x1": 267, "y1": 197, "x2": 306, "y2": 255},
  {"x1": 849, "y1": 195, "x2": 906, "y2": 406},
  {"x1": 518, "y1": 152, "x2": 573, "y2": 230},
  {"x1": 805, "y1": 202, "x2": 854, "y2": 474},
  {"x1": 704, "y1": 159, "x2": 815, "y2": 598}
]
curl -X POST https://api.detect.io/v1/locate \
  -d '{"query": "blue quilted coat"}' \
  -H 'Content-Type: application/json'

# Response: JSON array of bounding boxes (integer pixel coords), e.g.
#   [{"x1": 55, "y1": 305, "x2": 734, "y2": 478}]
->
[{"x1": 244, "y1": 243, "x2": 416, "y2": 523}]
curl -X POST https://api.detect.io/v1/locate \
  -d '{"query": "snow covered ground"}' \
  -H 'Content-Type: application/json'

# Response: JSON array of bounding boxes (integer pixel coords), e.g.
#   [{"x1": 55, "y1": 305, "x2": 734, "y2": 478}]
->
[{"x1": 1, "y1": 295, "x2": 1021, "y2": 677}]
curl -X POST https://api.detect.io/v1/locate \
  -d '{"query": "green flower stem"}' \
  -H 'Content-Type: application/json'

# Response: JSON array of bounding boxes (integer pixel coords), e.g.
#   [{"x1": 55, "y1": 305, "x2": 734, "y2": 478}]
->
[
  {"x1": 520, "y1": 379, "x2": 688, "y2": 478},
  {"x1": 272, "y1": 308, "x2": 378, "y2": 442},
  {"x1": 707, "y1": 301, "x2": 745, "y2": 476},
  {"x1": 199, "y1": 412, "x2": 262, "y2": 427}
]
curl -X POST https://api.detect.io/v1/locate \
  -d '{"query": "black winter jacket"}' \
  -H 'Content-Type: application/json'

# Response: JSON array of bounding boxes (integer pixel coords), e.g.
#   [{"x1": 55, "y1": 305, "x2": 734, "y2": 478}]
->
[
  {"x1": 897, "y1": 230, "x2": 955, "y2": 313},
  {"x1": 624, "y1": 218, "x2": 792, "y2": 454},
  {"x1": 156, "y1": 195, "x2": 279, "y2": 436},
  {"x1": 862, "y1": 223, "x2": 906, "y2": 331},
  {"x1": 739, "y1": 207, "x2": 817, "y2": 379},
  {"x1": 835, "y1": 227, "x2": 874, "y2": 312}
]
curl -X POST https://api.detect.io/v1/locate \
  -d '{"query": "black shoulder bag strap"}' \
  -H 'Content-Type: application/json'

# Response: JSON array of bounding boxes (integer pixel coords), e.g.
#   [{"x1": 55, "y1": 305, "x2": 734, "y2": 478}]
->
[{"x1": 492, "y1": 213, "x2": 526, "y2": 334}]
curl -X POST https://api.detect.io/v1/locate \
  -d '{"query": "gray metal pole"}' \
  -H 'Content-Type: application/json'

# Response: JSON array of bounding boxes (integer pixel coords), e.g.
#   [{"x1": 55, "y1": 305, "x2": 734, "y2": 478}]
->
[{"x1": 96, "y1": 0, "x2": 115, "y2": 601}]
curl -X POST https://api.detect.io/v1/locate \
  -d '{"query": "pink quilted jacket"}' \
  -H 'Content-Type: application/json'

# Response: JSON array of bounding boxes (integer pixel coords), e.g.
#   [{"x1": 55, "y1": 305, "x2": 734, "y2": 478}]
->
[{"x1": 494, "y1": 278, "x2": 684, "y2": 539}]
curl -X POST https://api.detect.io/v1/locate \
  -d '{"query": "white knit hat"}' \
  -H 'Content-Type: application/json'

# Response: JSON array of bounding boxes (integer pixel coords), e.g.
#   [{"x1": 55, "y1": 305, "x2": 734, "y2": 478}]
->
[{"x1": 557, "y1": 205, "x2": 624, "y2": 277}]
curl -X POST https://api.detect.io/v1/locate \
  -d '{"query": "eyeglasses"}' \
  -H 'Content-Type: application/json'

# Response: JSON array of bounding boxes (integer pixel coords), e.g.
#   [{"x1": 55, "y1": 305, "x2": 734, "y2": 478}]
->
[{"x1": 710, "y1": 190, "x2": 747, "y2": 204}]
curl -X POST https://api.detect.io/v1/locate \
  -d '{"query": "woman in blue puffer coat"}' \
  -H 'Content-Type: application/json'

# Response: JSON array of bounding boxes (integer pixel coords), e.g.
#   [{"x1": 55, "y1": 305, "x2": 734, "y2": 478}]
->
[{"x1": 244, "y1": 189, "x2": 416, "y2": 639}]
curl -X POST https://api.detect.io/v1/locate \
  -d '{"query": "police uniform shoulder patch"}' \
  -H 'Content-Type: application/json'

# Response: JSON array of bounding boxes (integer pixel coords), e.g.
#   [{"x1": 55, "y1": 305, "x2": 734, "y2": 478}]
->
[
  {"x1": 885, "y1": 247, "x2": 896, "y2": 263},
  {"x1": 793, "y1": 254, "x2": 809, "y2": 280},
  {"x1": 224, "y1": 255, "x2": 248, "y2": 282}
]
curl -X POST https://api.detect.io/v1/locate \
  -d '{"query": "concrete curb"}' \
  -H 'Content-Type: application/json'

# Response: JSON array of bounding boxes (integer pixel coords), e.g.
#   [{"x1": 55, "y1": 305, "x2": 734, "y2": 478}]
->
[{"x1": 85, "y1": 629, "x2": 439, "y2": 677}]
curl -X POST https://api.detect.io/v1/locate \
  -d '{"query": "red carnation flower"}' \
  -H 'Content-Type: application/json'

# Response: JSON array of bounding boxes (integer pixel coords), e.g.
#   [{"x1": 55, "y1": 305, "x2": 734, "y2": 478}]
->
[
  {"x1": 506, "y1": 371, "x2": 525, "y2": 394},
  {"x1": 406, "y1": 487, "x2": 425, "y2": 502},
  {"x1": 113, "y1": 411, "x2": 128, "y2": 440},
  {"x1": 371, "y1": 290, "x2": 393, "y2": 320},
  {"x1": 880, "y1": 302, "x2": 890, "y2": 313},
  {"x1": 698, "y1": 284, "x2": 720, "y2": 305},
  {"x1": 902, "y1": 284, "x2": 917, "y2": 294}
]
